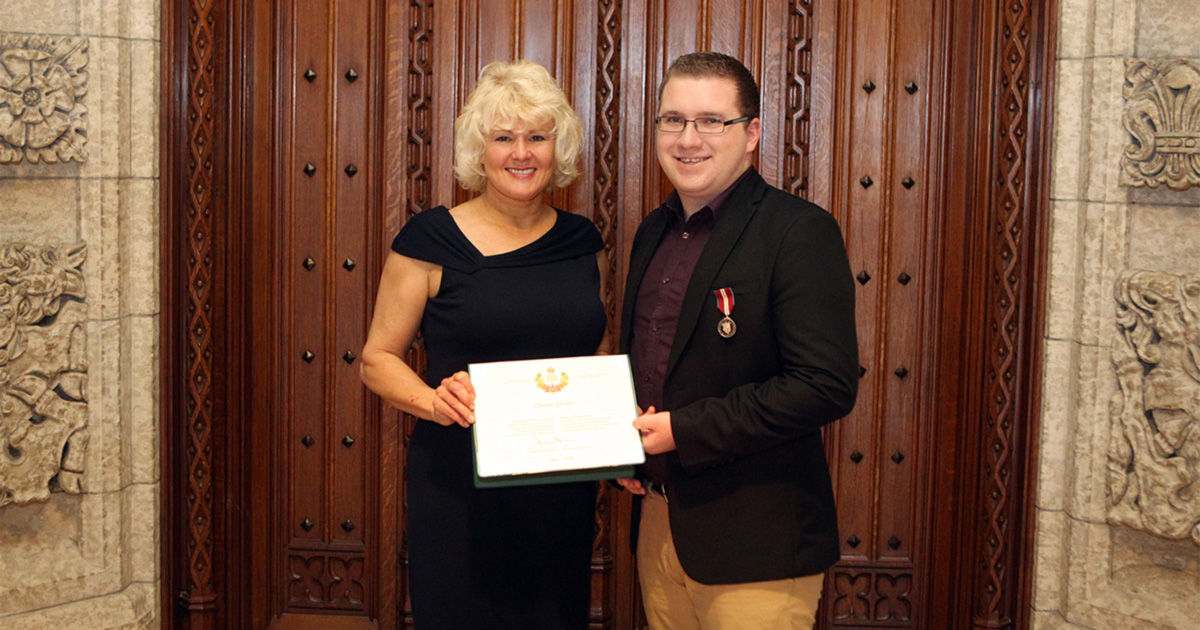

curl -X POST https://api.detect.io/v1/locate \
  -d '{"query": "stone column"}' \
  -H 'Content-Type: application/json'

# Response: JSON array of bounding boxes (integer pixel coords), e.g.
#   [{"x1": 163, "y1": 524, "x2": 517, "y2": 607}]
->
[
  {"x1": 1034, "y1": 0, "x2": 1200, "y2": 628},
  {"x1": 0, "y1": 2, "x2": 160, "y2": 628}
]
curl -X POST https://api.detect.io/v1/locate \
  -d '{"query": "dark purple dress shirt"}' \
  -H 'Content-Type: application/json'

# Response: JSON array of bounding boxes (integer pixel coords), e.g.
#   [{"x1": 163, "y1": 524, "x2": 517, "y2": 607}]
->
[{"x1": 630, "y1": 169, "x2": 752, "y2": 484}]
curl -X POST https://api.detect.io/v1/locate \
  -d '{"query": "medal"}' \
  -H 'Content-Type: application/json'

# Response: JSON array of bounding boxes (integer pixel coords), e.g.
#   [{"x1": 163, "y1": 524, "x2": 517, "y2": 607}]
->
[{"x1": 714, "y1": 287, "x2": 736, "y2": 338}]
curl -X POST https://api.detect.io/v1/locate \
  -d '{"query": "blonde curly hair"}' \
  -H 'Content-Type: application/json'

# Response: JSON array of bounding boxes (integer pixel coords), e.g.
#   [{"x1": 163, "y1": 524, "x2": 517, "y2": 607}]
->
[{"x1": 453, "y1": 60, "x2": 583, "y2": 192}]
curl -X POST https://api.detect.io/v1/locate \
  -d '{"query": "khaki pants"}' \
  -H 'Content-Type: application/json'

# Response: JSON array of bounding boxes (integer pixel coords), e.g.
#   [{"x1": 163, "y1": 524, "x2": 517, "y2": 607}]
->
[{"x1": 636, "y1": 492, "x2": 824, "y2": 630}]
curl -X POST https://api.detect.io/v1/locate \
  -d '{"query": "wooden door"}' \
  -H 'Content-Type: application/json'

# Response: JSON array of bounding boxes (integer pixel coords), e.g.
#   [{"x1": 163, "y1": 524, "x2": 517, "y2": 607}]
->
[{"x1": 161, "y1": 1, "x2": 1055, "y2": 629}]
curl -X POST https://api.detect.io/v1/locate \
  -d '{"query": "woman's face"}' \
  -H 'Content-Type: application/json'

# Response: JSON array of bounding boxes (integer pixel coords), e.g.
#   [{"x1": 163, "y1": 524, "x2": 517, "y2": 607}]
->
[{"x1": 482, "y1": 118, "x2": 556, "y2": 204}]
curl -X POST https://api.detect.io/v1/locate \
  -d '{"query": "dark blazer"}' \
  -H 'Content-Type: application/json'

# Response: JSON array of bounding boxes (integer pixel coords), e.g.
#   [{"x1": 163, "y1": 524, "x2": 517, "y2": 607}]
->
[{"x1": 620, "y1": 168, "x2": 859, "y2": 585}]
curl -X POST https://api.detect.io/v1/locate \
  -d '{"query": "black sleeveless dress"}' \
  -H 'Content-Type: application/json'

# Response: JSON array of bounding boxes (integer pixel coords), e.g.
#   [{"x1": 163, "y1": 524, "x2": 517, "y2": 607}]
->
[{"x1": 391, "y1": 206, "x2": 606, "y2": 630}]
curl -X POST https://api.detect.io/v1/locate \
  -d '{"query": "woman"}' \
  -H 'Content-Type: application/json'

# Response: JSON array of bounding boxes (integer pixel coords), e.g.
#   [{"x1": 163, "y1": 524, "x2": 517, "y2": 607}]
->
[{"x1": 360, "y1": 61, "x2": 606, "y2": 630}]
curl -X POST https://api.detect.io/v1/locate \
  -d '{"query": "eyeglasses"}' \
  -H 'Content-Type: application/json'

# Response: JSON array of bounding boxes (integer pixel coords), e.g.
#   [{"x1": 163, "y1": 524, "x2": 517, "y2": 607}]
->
[{"x1": 655, "y1": 115, "x2": 752, "y2": 134}]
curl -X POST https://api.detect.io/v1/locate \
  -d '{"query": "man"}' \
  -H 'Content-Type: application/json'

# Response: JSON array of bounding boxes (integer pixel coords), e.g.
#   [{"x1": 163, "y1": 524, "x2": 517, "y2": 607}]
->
[{"x1": 619, "y1": 52, "x2": 859, "y2": 629}]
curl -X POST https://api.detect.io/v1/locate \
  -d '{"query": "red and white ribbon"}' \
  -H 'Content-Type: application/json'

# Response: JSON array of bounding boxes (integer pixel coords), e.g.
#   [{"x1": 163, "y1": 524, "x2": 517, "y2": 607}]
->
[{"x1": 714, "y1": 287, "x2": 735, "y2": 316}]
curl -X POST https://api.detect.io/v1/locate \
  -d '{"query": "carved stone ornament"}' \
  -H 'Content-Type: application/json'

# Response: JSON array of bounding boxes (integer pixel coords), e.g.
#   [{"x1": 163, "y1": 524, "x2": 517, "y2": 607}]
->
[
  {"x1": 1122, "y1": 58, "x2": 1200, "y2": 190},
  {"x1": 0, "y1": 32, "x2": 89, "y2": 165},
  {"x1": 1108, "y1": 270, "x2": 1200, "y2": 544},
  {"x1": 0, "y1": 242, "x2": 88, "y2": 507}
]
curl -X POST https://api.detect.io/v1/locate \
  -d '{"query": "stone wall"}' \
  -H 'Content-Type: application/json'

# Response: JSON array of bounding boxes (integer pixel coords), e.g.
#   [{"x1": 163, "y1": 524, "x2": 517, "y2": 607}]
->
[
  {"x1": 0, "y1": 1, "x2": 159, "y2": 628},
  {"x1": 1034, "y1": 0, "x2": 1200, "y2": 628}
]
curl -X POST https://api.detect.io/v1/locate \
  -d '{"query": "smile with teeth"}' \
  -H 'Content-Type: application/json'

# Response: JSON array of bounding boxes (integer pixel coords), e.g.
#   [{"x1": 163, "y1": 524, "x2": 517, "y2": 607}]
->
[
  {"x1": 677, "y1": 157, "x2": 708, "y2": 164},
  {"x1": 507, "y1": 167, "x2": 536, "y2": 175}
]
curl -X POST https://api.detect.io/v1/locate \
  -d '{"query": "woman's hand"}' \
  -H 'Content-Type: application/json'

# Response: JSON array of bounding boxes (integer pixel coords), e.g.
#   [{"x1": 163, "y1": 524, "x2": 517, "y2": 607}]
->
[{"x1": 430, "y1": 371, "x2": 476, "y2": 427}]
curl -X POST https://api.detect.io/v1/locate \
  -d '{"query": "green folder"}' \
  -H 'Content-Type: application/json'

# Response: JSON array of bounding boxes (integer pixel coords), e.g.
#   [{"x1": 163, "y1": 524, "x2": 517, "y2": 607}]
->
[{"x1": 468, "y1": 354, "x2": 643, "y2": 489}]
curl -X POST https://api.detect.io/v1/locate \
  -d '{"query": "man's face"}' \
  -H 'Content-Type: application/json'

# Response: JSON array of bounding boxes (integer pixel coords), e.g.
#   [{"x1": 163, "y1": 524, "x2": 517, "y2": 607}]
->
[{"x1": 655, "y1": 76, "x2": 760, "y2": 213}]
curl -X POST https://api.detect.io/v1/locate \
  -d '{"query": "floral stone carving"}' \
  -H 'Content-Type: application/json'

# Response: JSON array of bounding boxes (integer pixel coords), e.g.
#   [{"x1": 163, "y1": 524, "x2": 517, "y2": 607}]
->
[
  {"x1": 0, "y1": 32, "x2": 89, "y2": 165},
  {"x1": 0, "y1": 243, "x2": 88, "y2": 507},
  {"x1": 1108, "y1": 270, "x2": 1200, "y2": 544},
  {"x1": 1122, "y1": 58, "x2": 1200, "y2": 191}
]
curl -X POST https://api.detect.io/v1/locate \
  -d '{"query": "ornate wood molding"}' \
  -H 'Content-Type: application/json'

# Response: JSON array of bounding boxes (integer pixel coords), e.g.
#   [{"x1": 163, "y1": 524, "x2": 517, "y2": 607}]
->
[
  {"x1": 784, "y1": 0, "x2": 813, "y2": 199},
  {"x1": 181, "y1": 0, "x2": 218, "y2": 622},
  {"x1": 407, "y1": 0, "x2": 434, "y2": 221},
  {"x1": 973, "y1": 0, "x2": 1049, "y2": 627},
  {"x1": 979, "y1": 0, "x2": 1030, "y2": 618},
  {"x1": 595, "y1": 0, "x2": 621, "y2": 354},
  {"x1": 591, "y1": 5, "x2": 621, "y2": 627}
]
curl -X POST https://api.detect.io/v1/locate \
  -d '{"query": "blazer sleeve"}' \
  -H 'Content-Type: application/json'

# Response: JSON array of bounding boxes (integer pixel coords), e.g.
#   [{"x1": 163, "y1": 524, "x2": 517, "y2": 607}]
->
[{"x1": 671, "y1": 206, "x2": 860, "y2": 473}]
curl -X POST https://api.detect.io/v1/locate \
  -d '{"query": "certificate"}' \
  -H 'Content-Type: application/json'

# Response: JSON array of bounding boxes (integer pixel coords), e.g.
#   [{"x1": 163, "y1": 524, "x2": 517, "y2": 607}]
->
[{"x1": 469, "y1": 354, "x2": 645, "y2": 487}]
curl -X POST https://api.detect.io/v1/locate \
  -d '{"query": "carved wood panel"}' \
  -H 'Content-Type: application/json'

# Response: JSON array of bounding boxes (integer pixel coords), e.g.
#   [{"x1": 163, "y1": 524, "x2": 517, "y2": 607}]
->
[
  {"x1": 234, "y1": 0, "x2": 386, "y2": 625},
  {"x1": 286, "y1": 552, "x2": 367, "y2": 609},
  {"x1": 830, "y1": 566, "x2": 915, "y2": 626},
  {"x1": 162, "y1": 0, "x2": 1054, "y2": 628},
  {"x1": 817, "y1": 0, "x2": 934, "y2": 624}
]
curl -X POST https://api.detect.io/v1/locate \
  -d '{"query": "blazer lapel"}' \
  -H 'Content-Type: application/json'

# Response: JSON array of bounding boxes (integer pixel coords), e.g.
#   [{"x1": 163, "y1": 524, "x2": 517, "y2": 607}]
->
[
  {"x1": 665, "y1": 171, "x2": 768, "y2": 378},
  {"x1": 620, "y1": 209, "x2": 670, "y2": 353}
]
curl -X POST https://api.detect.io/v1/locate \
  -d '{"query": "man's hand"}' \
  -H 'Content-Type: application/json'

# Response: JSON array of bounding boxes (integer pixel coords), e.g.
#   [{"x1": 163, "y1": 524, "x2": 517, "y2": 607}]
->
[
  {"x1": 615, "y1": 478, "x2": 646, "y2": 495},
  {"x1": 633, "y1": 407, "x2": 676, "y2": 454}
]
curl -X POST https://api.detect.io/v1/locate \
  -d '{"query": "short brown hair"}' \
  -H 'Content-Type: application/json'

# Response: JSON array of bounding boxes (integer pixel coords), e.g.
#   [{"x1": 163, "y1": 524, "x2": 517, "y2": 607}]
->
[{"x1": 658, "y1": 52, "x2": 760, "y2": 120}]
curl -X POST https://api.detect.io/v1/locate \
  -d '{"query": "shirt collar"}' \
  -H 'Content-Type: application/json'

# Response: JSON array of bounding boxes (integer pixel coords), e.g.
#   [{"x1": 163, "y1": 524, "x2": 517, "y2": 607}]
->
[{"x1": 662, "y1": 167, "x2": 755, "y2": 225}]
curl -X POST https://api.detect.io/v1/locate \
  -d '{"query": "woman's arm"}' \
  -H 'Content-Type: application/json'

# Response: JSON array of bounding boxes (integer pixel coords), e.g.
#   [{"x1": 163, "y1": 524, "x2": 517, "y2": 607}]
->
[{"x1": 360, "y1": 252, "x2": 475, "y2": 427}]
